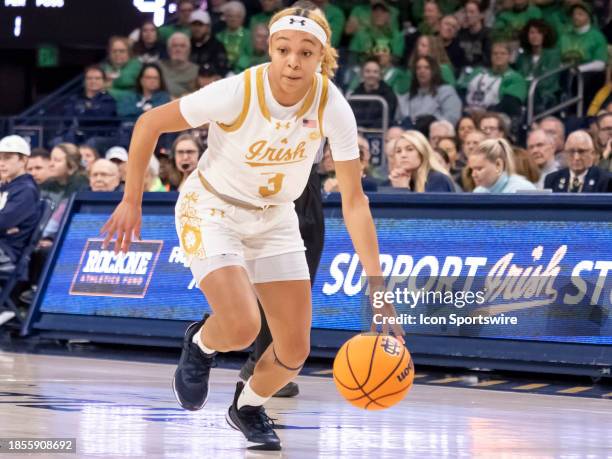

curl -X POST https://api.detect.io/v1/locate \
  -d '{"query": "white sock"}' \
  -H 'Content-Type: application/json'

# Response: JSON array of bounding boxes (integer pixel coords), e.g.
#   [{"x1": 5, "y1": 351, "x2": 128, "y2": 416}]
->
[
  {"x1": 237, "y1": 377, "x2": 271, "y2": 409},
  {"x1": 192, "y1": 328, "x2": 216, "y2": 355}
]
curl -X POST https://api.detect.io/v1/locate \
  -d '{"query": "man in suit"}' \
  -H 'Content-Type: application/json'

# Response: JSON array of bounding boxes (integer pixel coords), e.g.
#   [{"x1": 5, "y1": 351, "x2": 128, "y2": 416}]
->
[
  {"x1": 596, "y1": 112, "x2": 612, "y2": 173},
  {"x1": 544, "y1": 130, "x2": 611, "y2": 193}
]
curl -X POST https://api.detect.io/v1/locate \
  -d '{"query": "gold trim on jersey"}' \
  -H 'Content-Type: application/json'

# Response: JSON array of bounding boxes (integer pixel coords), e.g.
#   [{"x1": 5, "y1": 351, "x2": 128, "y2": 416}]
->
[
  {"x1": 217, "y1": 68, "x2": 252, "y2": 132},
  {"x1": 256, "y1": 64, "x2": 319, "y2": 123},
  {"x1": 294, "y1": 75, "x2": 318, "y2": 119},
  {"x1": 256, "y1": 65, "x2": 272, "y2": 122},
  {"x1": 318, "y1": 75, "x2": 329, "y2": 137}
]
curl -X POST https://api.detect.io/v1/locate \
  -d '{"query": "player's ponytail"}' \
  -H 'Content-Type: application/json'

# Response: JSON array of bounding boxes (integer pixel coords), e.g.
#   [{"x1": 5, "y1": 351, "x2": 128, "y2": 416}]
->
[{"x1": 269, "y1": 2, "x2": 339, "y2": 78}]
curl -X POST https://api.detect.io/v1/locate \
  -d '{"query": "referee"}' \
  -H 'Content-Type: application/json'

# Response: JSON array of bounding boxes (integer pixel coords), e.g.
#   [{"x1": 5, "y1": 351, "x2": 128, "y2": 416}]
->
[{"x1": 238, "y1": 142, "x2": 326, "y2": 397}]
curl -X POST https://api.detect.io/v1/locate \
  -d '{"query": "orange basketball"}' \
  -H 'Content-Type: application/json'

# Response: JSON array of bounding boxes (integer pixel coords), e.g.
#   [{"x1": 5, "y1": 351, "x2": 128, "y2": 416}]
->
[{"x1": 333, "y1": 334, "x2": 414, "y2": 410}]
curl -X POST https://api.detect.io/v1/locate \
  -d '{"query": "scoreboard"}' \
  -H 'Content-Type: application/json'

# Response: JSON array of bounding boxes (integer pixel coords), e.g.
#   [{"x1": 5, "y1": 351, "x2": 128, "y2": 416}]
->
[{"x1": 0, "y1": 0, "x2": 171, "y2": 48}]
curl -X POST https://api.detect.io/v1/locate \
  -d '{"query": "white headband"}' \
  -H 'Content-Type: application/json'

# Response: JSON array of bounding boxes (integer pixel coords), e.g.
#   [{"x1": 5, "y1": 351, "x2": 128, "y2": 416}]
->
[{"x1": 269, "y1": 15, "x2": 327, "y2": 46}]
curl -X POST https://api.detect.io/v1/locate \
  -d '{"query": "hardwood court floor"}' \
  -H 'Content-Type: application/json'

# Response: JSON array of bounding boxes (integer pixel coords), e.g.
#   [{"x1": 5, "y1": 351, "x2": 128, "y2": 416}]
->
[{"x1": 1, "y1": 351, "x2": 611, "y2": 459}]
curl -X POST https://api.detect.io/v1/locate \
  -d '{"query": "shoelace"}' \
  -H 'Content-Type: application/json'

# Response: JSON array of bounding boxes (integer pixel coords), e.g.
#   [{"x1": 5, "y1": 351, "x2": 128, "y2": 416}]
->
[
  {"x1": 243, "y1": 408, "x2": 277, "y2": 433},
  {"x1": 184, "y1": 347, "x2": 216, "y2": 382}
]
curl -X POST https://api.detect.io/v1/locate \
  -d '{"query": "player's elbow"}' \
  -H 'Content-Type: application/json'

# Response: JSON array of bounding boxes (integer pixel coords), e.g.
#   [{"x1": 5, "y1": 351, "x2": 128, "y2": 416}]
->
[
  {"x1": 136, "y1": 110, "x2": 163, "y2": 137},
  {"x1": 341, "y1": 189, "x2": 369, "y2": 212}
]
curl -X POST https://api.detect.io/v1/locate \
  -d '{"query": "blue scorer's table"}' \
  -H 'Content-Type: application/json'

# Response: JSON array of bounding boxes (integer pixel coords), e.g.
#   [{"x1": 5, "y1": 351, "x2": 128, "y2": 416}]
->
[{"x1": 24, "y1": 192, "x2": 612, "y2": 376}]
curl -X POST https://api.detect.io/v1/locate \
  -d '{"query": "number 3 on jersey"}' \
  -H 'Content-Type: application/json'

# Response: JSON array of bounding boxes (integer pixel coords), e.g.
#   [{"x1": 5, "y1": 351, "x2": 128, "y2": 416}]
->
[{"x1": 259, "y1": 172, "x2": 285, "y2": 198}]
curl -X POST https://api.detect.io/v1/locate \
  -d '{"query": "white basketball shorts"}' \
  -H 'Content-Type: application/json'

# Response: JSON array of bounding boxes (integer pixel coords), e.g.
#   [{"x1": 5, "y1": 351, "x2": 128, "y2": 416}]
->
[{"x1": 174, "y1": 170, "x2": 309, "y2": 284}]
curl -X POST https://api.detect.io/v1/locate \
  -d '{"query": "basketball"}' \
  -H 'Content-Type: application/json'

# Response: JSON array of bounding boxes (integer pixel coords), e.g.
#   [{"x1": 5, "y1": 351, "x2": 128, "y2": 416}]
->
[{"x1": 333, "y1": 334, "x2": 414, "y2": 410}]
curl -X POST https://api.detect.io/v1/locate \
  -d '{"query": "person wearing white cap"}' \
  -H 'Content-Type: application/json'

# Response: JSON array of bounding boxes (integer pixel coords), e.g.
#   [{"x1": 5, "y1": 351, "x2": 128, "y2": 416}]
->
[
  {"x1": 189, "y1": 9, "x2": 229, "y2": 72},
  {"x1": 101, "y1": 1, "x2": 403, "y2": 450},
  {"x1": 0, "y1": 135, "x2": 40, "y2": 272},
  {"x1": 105, "y1": 146, "x2": 129, "y2": 182}
]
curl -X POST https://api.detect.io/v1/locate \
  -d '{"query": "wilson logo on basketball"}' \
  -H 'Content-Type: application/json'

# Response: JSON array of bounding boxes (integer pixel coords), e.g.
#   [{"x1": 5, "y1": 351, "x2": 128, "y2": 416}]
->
[{"x1": 397, "y1": 360, "x2": 414, "y2": 383}]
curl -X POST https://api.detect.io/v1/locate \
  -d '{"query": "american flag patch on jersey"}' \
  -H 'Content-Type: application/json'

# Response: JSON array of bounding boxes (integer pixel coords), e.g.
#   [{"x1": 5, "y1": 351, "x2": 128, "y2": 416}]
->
[{"x1": 302, "y1": 119, "x2": 317, "y2": 128}]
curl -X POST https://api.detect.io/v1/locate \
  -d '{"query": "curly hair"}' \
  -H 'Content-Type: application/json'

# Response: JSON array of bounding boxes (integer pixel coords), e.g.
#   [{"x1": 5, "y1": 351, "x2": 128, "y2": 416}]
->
[{"x1": 519, "y1": 19, "x2": 557, "y2": 53}]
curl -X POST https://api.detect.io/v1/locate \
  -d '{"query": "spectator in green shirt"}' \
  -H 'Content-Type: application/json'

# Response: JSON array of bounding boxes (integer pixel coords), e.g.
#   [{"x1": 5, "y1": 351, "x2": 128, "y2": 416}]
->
[
  {"x1": 349, "y1": 1, "x2": 405, "y2": 62},
  {"x1": 345, "y1": 0, "x2": 400, "y2": 38},
  {"x1": 493, "y1": 0, "x2": 543, "y2": 41},
  {"x1": 559, "y1": 1, "x2": 608, "y2": 105},
  {"x1": 559, "y1": 2, "x2": 608, "y2": 69},
  {"x1": 347, "y1": 39, "x2": 410, "y2": 93},
  {"x1": 248, "y1": 0, "x2": 283, "y2": 30},
  {"x1": 218, "y1": 1, "x2": 251, "y2": 72},
  {"x1": 399, "y1": 35, "x2": 457, "y2": 94},
  {"x1": 158, "y1": 0, "x2": 194, "y2": 44},
  {"x1": 515, "y1": 19, "x2": 561, "y2": 110},
  {"x1": 411, "y1": 0, "x2": 461, "y2": 25},
  {"x1": 418, "y1": 0, "x2": 443, "y2": 35},
  {"x1": 543, "y1": 0, "x2": 576, "y2": 36},
  {"x1": 458, "y1": 41, "x2": 528, "y2": 116},
  {"x1": 236, "y1": 23, "x2": 270, "y2": 72},
  {"x1": 311, "y1": 0, "x2": 346, "y2": 48},
  {"x1": 102, "y1": 36, "x2": 142, "y2": 101}
]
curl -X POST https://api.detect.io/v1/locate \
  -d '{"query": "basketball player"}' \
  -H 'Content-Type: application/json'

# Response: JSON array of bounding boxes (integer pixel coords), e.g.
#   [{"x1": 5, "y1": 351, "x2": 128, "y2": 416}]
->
[
  {"x1": 101, "y1": 2, "x2": 403, "y2": 451},
  {"x1": 239, "y1": 143, "x2": 325, "y2": 397}
]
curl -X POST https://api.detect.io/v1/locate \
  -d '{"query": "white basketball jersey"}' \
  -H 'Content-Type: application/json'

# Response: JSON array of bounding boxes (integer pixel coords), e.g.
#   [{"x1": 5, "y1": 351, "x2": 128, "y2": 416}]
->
[{"x1": 197, "y1": 64, "x2": 329, "y2": 207}]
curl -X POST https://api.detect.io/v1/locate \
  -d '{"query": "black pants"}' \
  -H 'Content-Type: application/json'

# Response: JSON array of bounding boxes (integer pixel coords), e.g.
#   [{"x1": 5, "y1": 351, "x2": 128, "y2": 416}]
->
[{"x1": 250, "y1": 165, "x2": 325, "y2": 362}]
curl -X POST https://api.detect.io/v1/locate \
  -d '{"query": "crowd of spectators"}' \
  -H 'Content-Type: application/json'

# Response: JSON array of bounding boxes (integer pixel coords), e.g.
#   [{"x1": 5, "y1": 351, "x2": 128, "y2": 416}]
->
[
  {"x1": 51, "y1": 0, "x2": 610, "y2": 133},
  {"x1": 1, "y1": 0, "x2": 612, "y2": 312}
]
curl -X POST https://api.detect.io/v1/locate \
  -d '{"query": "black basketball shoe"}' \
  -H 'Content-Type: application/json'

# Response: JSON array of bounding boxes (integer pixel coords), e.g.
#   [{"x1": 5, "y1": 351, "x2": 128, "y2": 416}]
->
[
  {"x1": 226, "y1": 381, "x2": 281, "y2": 451},
  {"x1": 172, "y1": 314, "x2": 216, "y2": 411}
]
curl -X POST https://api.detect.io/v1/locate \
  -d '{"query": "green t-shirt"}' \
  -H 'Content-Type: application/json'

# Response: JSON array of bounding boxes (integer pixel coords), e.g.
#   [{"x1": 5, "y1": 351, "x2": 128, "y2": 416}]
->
[
  {"x1": 324, "y1": 3, "x2": 346, "y2": 48},
  {"x1": 349, "y1": 26, "x2": 404, "y2": 59},
  {"x1": 157, "y1": 24, "x2": 191, "y2": 44},
  {"x1": 103, "y1": 59, "x2": 142, "y2": 101},
  {"x1": 347, "y1": 65, "x2": 410, "y2": 94},
  {"x1": 347, "y1": 4, "x2": 400, "y2": 35},
  {"x1": 459, "y1": 66, "x2": 528, "y2": 103},
  {"x1": 396, "y1": 63, "x2": 456, "y2": 94},
  {"x1": 559, "y1": 26, "x2": 608, "y2": 65},
  {"x1": 515, "y1": 47, "x2": 560, "y2": 104},
  {"x1": 493, "y1": 5, "x2": 542, "y2": 41},
  {"x1": 218, "y1": 27, "x2": 250, "y2": 71}
]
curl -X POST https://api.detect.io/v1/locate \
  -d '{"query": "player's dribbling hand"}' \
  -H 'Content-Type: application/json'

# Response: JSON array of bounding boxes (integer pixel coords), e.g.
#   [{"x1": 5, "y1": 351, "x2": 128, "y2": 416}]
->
[
  {"x1": 99, "y1": 200, "x2": 142, "y2": 254},
  {"x1": 369, "y1": 282, "x2": 406, "y2": 345}
]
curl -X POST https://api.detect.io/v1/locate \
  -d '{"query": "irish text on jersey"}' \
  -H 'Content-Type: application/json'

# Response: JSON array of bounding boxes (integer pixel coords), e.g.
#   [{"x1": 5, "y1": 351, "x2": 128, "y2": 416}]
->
[{"x1": 244, "y1": 138, "x2": 308, "y2": 167}]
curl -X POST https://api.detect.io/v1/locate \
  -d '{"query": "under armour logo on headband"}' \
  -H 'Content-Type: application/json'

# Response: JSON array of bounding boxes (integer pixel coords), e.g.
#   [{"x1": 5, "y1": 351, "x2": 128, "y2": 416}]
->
[{"x1": 269, "y1": 15, "x2": 328, "y2": 46}]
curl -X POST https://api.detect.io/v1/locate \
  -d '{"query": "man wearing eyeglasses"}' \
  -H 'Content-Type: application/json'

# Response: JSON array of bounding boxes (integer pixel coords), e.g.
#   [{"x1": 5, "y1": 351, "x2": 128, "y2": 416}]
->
[
  {"x1": 544, "y1": 130, "x2": 611, "y2": 193},
  {"x1": 596, "y1": 112, "x2": 612, "y2": 173},
  {"x1": 88, "y1": 159, "x2": 122, "y2": 192}
]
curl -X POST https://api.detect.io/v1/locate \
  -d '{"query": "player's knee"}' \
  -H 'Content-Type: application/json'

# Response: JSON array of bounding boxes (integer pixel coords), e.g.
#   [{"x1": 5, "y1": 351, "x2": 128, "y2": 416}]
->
[
  {"x1": 276, "y1": 338, "x2": 310, "y2": 369},
  {"x1": 224, "y1": 316, "x2": 260, "y2": 349}
]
